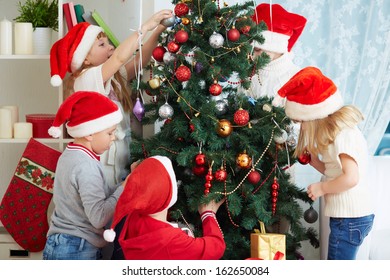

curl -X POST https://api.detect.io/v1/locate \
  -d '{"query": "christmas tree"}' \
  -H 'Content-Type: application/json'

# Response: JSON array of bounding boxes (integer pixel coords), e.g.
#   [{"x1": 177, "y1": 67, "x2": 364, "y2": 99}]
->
[{"x1": 130, "y1": 0, "x2": 319, "y2": 260}]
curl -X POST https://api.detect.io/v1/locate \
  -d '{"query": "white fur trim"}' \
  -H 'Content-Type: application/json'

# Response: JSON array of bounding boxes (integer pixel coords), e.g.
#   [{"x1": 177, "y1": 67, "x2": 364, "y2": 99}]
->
[
  {"x1": 103, "y1": 229, "x2": 116, "y2": 242},
  {"x1": 66, "y1": 109, "x2": 123, "y2": 138},
  {"x1": 50, "y1": 75, "x2": 62, "y2": 87},
  {"x1": 70, "y1": 25, "x2": 103, "y2": 73},
  {"x1": 285, "y1": 90, "x2": 344, "y2": 121},
  {"x1": 254, "y1": 30, "x2": 289, "y2": 53},
  {"x1": 48, "y1": 126, "x2": 62, "y2": 138},
  {"x1": 151, "y1": 156, "x2": 177, "y2": 208}
]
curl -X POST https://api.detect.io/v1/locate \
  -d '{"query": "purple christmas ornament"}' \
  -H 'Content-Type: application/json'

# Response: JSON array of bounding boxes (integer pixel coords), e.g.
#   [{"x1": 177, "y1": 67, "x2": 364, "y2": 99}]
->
[
  {"x1": 133, "y1": 97, "x2": 145, "y2": 122},
  {"x1": 195, "y1": 62, "x2": 203, "y2": 73}
]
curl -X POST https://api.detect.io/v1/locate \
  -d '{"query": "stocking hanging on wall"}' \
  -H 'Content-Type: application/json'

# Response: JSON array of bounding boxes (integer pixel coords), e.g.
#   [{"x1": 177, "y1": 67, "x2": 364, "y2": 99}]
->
[{"x1": 0, "y1": 138, "x2": 61, "y2": 252}]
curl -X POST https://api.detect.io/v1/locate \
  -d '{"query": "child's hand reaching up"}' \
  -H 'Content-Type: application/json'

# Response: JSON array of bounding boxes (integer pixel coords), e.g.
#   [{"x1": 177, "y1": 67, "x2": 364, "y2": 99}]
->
[
  {"x1": 198, "y1": 198, "x2": 226, "y2": 214},
  {"x1": 141, "y1": 10, "x2": 173, "y2": 33}
]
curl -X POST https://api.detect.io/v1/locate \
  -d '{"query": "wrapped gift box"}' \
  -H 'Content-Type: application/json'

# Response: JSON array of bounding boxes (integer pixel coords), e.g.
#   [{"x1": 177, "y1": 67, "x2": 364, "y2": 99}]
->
[{"x1": 250, "y1": 221, "x2": 286, "y2": 260}]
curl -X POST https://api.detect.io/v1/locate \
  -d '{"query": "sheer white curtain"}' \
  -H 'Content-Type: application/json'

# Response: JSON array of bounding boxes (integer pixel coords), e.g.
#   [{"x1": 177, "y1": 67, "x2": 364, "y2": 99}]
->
[{"x1": 267, "y1": 0, "x2": 390, "y2": 154}]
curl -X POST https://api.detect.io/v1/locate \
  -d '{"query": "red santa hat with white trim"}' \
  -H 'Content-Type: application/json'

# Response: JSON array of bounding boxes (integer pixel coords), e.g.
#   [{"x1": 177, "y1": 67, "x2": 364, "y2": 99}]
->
[
  {"x1": 48, "y1": 91, "x2": 123, "y2": 138},
  {"x1": 275, "y1": 67, "x2": 344, "y2": 121},
  {"x1": 103, "y1": 156, "x2": 177, "y2": 242},
  {"x1": 49, "y1": 22, "x2": 103, "y2": 87},
  {"x1": 251, "y1": 3, "x2": 307, "y2": 53}
]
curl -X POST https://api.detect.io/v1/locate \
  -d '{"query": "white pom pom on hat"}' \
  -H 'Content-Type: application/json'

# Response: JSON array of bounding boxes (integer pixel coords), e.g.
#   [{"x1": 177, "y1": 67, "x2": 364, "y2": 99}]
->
[
  {"x1": 103, "y1": 229, "x2": 116, "y2": 242},
  {"x1": 50, "y1": 75, "x2": 62, "y2": 87}
]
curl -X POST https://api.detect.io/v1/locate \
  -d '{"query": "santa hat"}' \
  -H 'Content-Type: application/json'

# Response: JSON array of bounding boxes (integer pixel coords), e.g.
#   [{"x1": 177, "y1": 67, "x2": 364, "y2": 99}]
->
[
  {"x1": 50, "y1": 22, "x2": 103, "y2": 87},
  {"x1": 251, "y1": 4, "x2": 307, "y2": 53},
  {"x1": 103, "y1": 156, "x2": 177, "y2": 242},
  {"x1": 275, "y1": 67, "x2": 344, "y2": 121},
  {"x1": 48, "y1": 91, "x2": 123, "y2": 138}
]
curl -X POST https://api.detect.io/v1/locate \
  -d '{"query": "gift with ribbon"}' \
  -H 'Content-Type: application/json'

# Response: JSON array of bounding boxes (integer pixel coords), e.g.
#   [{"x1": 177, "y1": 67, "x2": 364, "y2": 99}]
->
[{"x1": 250, "y1": 221, "x2": 286, "y2": 260}]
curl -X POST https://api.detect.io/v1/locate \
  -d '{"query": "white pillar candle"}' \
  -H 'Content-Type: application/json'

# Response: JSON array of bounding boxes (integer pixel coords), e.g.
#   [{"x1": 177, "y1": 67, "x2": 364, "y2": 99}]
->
[
  {"x1": 14, "y1": 22, "x2": 33, "y2": 55},
  {"x1": 14, "y1": 122, "x2": 33, "y2": 139},
  {"x1": 0, "y1": 108, "x2": 13, "y2": 138},
  {"x1": 0, "y1": 17, "x2": 13, "y2": 55},
  {"x1": 0, "y1": 106, "x2": 18, "y2": 137}
]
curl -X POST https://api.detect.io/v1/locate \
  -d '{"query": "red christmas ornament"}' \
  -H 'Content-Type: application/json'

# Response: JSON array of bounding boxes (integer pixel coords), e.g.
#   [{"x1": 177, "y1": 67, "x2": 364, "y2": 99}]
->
[
  {"x1": 204, "y1": 167, "x2": 214, "y2": 195},
  {"x1": 233, "y1": 108, "x2": 250, "y2": 126},
  {"x1": 175, "y1": 30, "x2": 189, "y2": 43},
  {"x1": 240, "y1": 25, "x2": 251, "y2": 34},
  {"x1": 174, "y1": 3, "x2": 189, "y2": 17},
  {"x1": 298, "y1": 150, "x2": 311, "y2": 165},
  {"x1": 167, "y1": 41, "x2": 180, "y2": 53},
  {"x1": 227, "y1": 27, "x2": 240, "y2": 42},
  {"x1": 164, "y1": 118, "x2": 172, "y2": 125},
  {"x1": 271, "y1": 177, "x2": 280, "y2": 215},
  {"x1": 247, "y1": 170, "x2": 261, "y2": 185},
  {"x1": 152, "y1": 46, "x2": 166, "y2": 62},
  {"x1": 214, "y1": 168, "x2": 227, "y2": 182},
  {"x1": 192, "y1": 165, "x2": 207, "y2": 177},
  {"x1": 188, "y1": 123, "x2": 195, "y2": 133},
  {"x1": 175, "y1": 65, "x2": 191, "y2": 82},
  {"x1": 209, "y1": 80, "x2": 222, "y2": 96},
  {"x1": 195, "y1": 152, "x2": 206, "y2": 166}
]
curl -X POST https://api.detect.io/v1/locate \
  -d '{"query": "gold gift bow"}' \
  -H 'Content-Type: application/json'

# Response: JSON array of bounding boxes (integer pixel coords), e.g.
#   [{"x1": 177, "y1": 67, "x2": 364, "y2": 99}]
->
[{"x1": 254, "y1": 221, "x2": 285, "y2": 260}]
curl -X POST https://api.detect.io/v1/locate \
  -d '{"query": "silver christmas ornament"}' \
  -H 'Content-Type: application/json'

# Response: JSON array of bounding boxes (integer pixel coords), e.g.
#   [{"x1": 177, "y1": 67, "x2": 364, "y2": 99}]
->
[
  {"x1": 158, "y1": 103, "x2": 174, "y2": 119},
  {"x1": 215, "y1": 99, "x2": 228, "y2": 115},
  {"x1": 163, "y1": 51, "x2": 176, "y2": 64},
  {"x1": 209, "y1": 32, "x2": 224, "y2": 49},
  {"x1": 161, "y1": 15, "x2": 176, "y2": 27},
  {"x1": 274, "y1": 129, "x2": 288, "y2": 144},
  {"x1": 286, "y1": 134, "x2": 297, "y2": 148}
]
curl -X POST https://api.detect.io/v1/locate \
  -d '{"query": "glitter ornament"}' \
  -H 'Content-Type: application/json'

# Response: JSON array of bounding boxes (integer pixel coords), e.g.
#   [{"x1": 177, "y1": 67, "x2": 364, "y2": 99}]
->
[
  {"x1": 148, "y1": 78, "x2": 161, "y2": 89},
  {"x1": 175, "y1": 65, "x2": 191, "y2": 82},
  {"x1": 174, "y1": 2, "x2": 189, "y2": 17},
  {"x1": 209, "y1": 32, "x2": 224, "y2": 49},
  {"x1": 209, "y1": 81, "x2": 222, "y2": 96},
  {"x1": 158, "y1": 103, "x2": 174, "y2": 119},
  {"x1": 195, "y1": 62, "x2": 203, "y2": 73},
  {"x1": 214, "y1": 167, "x2": 227, "y2": 182},
  {"x1": 233, "y1": 108, "x2": 250, "y2": 126},
  {"x1": 181, "y1": 17, "x2": 190, "y2": 25},
  {"x1": 132, "y1": 97, "x2": 145, "y2": 122},
  {"x1": 167, "y1": 41, "x2": 180, "y2": 53}
]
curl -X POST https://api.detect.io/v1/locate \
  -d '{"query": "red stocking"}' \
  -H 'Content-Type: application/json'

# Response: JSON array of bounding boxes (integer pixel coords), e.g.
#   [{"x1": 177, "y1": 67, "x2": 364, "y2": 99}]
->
[{"x1": 0, "y1": 138, "x2": 61, "y2": 252}]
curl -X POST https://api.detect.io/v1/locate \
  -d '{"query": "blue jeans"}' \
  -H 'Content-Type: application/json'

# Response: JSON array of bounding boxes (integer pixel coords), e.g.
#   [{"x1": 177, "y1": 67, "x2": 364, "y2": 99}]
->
[
  {"x1": 43, "y1": 233, "x2": 102, "y2": 260},
  {"x1": 328, "y1": 214, "x2": 374, "y2": 260}
]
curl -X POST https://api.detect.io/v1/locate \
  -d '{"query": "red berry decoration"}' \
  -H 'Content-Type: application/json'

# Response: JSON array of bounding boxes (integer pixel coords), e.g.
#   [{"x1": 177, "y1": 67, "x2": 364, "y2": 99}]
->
[
  {"x1": 247, "y1": 169, "x2": 261, "y2": 185},
  {"x1": 175, "y1": 30, "x2": 189, "y2": 43},
  {"x1": 233, "y1": 108, "x2": 250, "y2": 126},
  {"x1": 209, "y1": 80, "x2": 222, "y2": 96},
  {"x1": 188, "y1": 123, "x2": 195, "y2": 133},
  {"x1": 271, "y1": 177, "x2": 280, "y2": 215},
  {"x1": 214, "y1": 167, "x2": 227, "y2": 182},
  {"x1": 204, "y1": 167, "x2": 213, "y2": 195},
  {"x1": 227, "y1": 27, "x2": 240, "y2": 42},
  {"x1": 167, "y1": 41, "x2": 180, "y2": 53},
  {"x1": 174, "y1": 3, "x2": 189, "y2": 17},
  {"x1": 194, "y1": 152, "x2": 206, "y2": 166},
  {"x1": 152, "y1": 46, "x2": 166, "y2": 62},
  {"x1": 175, "y1": 65, "x2": 191, "y2": 82},
  {"x1": 298, "y1": 150, "x2": 311, "y2": 165}
]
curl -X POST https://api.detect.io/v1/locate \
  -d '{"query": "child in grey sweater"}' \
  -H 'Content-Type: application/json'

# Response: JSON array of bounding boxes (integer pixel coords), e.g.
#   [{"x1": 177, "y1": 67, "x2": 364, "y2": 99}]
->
[{"x1": 43, "y1": 91, "x2": 123, "y2": 260}]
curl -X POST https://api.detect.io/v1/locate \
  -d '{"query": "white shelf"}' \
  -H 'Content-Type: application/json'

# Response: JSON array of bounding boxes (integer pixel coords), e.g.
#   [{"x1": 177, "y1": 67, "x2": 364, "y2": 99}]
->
[
  {"x1": 0, "y1": 138, "x2": 73, "y2": 144},
  {"x1": 0, "y1": 55, "x2": 50, "y2": 60}
]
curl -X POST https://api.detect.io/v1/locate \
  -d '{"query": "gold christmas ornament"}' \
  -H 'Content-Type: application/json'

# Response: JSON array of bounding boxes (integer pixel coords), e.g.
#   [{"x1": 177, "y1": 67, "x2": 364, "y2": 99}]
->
[
  {"x1": 216, "y1": 119, "x2": 233, "y2": 137},
  {"x1": 236, "y1": 151, "x2": 252, "y2": 169},
  {"x1": 181, "y1": 17, "x2": 190, "y2": 25},
  {"x1": 148, "y1": 78, "x2": 161, "y2": 89}
]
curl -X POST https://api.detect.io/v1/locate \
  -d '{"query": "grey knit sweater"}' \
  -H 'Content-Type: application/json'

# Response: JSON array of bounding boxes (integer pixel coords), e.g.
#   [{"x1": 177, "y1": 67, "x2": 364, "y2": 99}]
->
[{"x1": 47, "y1": 143, "x2": 123, "y2": 248}]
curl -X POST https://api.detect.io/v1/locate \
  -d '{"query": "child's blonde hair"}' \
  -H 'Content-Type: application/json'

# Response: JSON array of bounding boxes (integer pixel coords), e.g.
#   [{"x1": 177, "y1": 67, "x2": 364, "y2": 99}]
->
[
  {"x1": 294, "y1": 105, "x2": 364, "y2": 157},
  {"x1": 63, "y1": 32, "x2": 134, "y2": 113}
]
